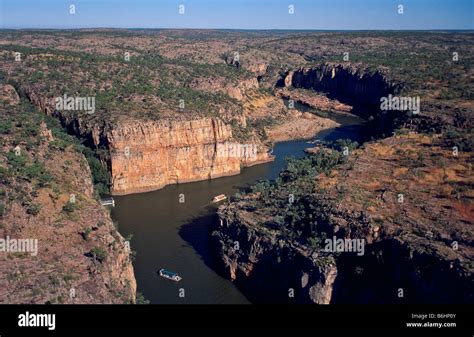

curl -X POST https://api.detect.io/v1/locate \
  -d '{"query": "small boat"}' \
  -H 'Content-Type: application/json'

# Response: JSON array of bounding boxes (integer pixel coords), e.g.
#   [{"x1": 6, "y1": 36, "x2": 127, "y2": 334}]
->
[
  {"x1": 100, "y1": 197, "x2": 115, "y2": 207},
  {"x1": 212, "y1": 194, "x2": 227, "y2": 203},
  {"x1": 158, "y1": 268, "x2": 182, "y2": 282}
]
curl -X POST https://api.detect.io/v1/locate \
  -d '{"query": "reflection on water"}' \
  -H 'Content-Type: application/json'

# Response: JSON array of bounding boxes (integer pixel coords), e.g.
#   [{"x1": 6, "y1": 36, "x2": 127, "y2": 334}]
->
[{"x1": 111, "y1": 111, "x2": 365, "y2": 304}]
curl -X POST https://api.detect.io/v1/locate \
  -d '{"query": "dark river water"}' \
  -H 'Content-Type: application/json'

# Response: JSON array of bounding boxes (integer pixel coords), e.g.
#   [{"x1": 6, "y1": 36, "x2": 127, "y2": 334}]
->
[{"x1": 111, "y1": 109, "x2": 365, "y2": 304}]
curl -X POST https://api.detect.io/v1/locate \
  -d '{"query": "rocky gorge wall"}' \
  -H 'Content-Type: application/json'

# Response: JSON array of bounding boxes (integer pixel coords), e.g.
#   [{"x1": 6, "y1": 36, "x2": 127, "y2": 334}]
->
[
  {"x1": 214, "y1": 207, "x2": 473, "y2": 304},
  {"x1": 280, "y1": 63, "x2": 400, "y2": 117},
  {"x1": 214, "y1": 213, "x2": 338, "y2": 304},
  {"x1": 107, "y1": 118, "x2": 272, "y2": 195}
]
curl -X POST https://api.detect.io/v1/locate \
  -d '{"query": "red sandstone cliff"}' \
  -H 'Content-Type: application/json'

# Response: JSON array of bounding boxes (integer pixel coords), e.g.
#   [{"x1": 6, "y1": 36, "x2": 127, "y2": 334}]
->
[{"x1": 107, "y1": 118, "x2": 273, "y2": 195}]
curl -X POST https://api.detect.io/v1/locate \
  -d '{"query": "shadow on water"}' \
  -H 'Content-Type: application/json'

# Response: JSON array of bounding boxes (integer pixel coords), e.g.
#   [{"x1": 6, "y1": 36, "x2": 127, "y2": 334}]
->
[
  {"x1": 178, "y1": 209, "x2": 292, "y2": 304},
  {"x1": 178, "y1": 209, "x2": 227, "y2": 277}
]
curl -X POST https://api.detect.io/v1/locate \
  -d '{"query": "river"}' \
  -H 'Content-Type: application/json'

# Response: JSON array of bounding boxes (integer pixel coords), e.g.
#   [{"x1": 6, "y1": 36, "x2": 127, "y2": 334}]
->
[{"x1": 111, "y1": 108, "x2": 365, "y2": 304}]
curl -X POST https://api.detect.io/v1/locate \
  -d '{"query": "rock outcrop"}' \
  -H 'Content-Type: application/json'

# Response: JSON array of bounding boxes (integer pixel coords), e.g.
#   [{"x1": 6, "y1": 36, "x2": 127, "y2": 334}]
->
[
  {"x1": 0, "y1": 84, "x2": 20, "y2": 105},
  {"x1": 225, "y1": 78, "x2": 259, "y2": 101},
  {"x1": 277, "y1": 88, "x2": 353, "y2": 114},
  {"x1": 266, "y1": 112, "x2": 339, "y2": 142},
  {"x1": 188, "y1": 77, "x2": 259, "y2": 101}
]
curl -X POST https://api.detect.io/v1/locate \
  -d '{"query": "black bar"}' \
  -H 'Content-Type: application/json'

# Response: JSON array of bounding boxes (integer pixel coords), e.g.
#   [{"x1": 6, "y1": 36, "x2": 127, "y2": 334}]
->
[{"x1": 0, "y1": 304, "x2": 471, "y2": 334}]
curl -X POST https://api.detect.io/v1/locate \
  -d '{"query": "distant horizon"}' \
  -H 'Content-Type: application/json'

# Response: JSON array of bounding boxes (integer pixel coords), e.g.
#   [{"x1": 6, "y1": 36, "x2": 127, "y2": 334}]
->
[
  {"x1": 1, "y1": 0, "x2": 472, "y2": 30},
  {"x1": 1, "y1": 28, "x2": 473, "y2": 32}
]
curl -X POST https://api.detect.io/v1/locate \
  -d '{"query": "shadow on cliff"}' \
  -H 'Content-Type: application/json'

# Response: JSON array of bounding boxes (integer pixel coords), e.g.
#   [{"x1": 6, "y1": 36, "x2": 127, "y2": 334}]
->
[{"x1": 331, "y1": 239, "x2": 473, "y2": 304}]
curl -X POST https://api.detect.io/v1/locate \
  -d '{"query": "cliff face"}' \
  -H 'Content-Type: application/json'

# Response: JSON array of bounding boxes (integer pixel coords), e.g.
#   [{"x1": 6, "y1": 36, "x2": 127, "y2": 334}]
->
[
  {"x1": 214, "y1": 213, "x2": 338, "y2": 304},
  {"x1": 281, "y1": 63, "x2": 400, "y2": 115},
  {"x1": 107, "y1": 118, "x2": 272, "y2": 195}
]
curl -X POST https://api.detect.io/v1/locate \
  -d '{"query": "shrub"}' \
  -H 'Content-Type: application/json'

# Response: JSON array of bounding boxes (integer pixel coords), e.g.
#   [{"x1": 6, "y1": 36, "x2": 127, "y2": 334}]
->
[
  {"x1": 0, "y1": 119, "x2": 13, "y2": 134},
  {"x1": 62, "y1": 201, "x2": 78, "y2": 213},
  {"x1": 37, "y1": 170, "x2": 53, "y2": 187},
  {"x1": 81, "y1": 147, "x2": 110, "y2": 195},
  {"x1": 0, "y1": 166, "x2": 9, "y2": 182},
  {"x1": 250, "y1": 180, "x2": 271, "y2": 194},
  {"x1": 307, "y1": 237, "x2": 321, "y2": 249},
  {"x1": 90, "y1": 247, "x2": 108, "y2": 263},
  {"x1": 23, "y1": 161, "x2": 52, "y2": 186},
  {"x1": 82, "y1": 227, "x2": 92, "y2": 241},
  {"x1": 26, "y1": 203, "x2": 41, "y2": 216},
  {"x1": 136, "y1": 292, "x2": 150, "y2": 305},
  {"x1": 233, "y1": 192, "x2": 243, "y2": 201},
  {"x1": 7, "y1": 151, "x2": 27, "y2": 169},
  {"x1": 332, "y1": 138, "x2": 359, "y2": 152}
]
